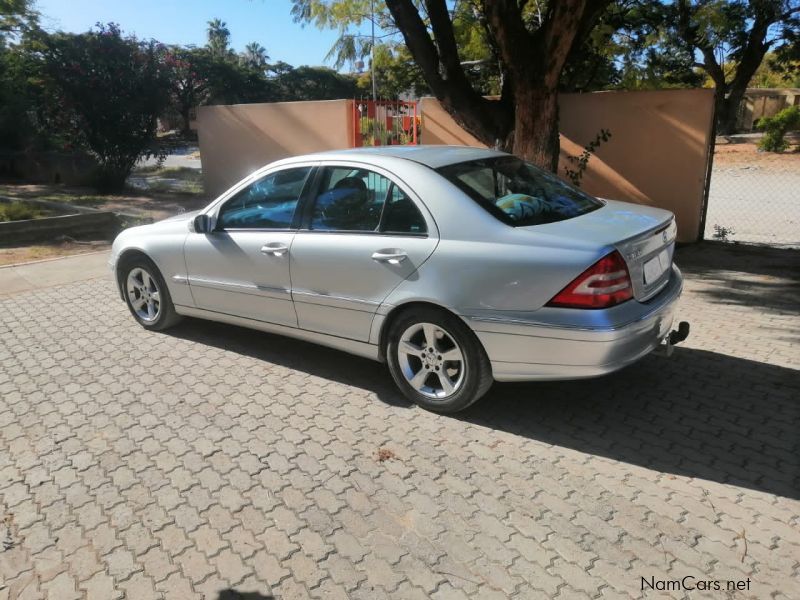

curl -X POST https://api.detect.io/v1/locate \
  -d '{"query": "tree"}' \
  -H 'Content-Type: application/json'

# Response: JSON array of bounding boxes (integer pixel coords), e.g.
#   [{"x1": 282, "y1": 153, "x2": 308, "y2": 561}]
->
[
  {"x1": 41, "y1": 23, "x2": 171, "y2": 190},
  {"x1": 241, "y1": 42, "x2": 269, "y2": 70},
  {"x1": 1, "y1": 0, "x2": 38, "y2": 43},
  {"x1": 206, "y1": 18, "x2": 232, "y2": 59},
  {"x1": 292, "y1": 0, "x2": 613, "y2": 171},
  {"x1": 271, "y1": 64, "x2": 357, "y2": 100},
  {"x1": 672, "y1": 0, "x2": 800, "y2": 134},
  {"x1": 165, "y1": 46, "x2": 213, "y2": 136},
  {"x1": 0, "y1": 1, "x2": 42, "y2": 150}
]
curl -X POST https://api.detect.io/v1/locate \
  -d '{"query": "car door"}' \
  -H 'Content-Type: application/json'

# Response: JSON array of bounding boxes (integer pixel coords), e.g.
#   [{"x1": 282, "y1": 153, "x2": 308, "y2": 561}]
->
[
  {"x1": 290, "y1": 164, "x2": 438, "y2": 342},
  {"x1": 184, "y1": 165, "x2": 314, "y2": 327}
]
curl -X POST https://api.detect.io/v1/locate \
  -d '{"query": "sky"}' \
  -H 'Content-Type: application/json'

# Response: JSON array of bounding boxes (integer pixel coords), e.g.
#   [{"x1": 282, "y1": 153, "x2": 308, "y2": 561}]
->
[{"x1": 34, "y1": 0, "x2": 348, "y2": 68}]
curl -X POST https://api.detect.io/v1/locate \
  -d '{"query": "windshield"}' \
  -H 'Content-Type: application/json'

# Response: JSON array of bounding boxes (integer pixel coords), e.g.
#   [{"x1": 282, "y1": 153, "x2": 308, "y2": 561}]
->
[{"x1": 437, "y1": 156, "x2": 603, "y2": 226}]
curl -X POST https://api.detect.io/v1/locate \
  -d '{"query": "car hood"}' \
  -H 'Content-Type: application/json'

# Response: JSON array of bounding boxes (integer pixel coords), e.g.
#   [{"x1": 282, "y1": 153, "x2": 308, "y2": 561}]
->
[{"x1": 158, "y1": 209, "x2": 202, "y2": 224}]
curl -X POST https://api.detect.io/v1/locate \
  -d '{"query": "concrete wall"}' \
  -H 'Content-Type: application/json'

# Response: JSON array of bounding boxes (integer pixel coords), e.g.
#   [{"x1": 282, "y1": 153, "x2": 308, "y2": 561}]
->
[
  {"x1": 738, "y1": 88, "x2": 799, "y2": 131},
  {"x1": 420, "y1": 89, "x2": 716, "y2": 242},
  {"x1": 197, "y1": 100, "x2": 353, "y2": 197}
]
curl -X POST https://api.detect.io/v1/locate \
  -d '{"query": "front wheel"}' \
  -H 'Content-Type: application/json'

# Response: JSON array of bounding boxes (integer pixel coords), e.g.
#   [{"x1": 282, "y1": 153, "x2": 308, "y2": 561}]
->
[
  {"x1": 386, "y1": 307, "x2": 493, "y2": 413},
  {"x1": 120, "y1": 256, "x2": 182, "y2": 331}
]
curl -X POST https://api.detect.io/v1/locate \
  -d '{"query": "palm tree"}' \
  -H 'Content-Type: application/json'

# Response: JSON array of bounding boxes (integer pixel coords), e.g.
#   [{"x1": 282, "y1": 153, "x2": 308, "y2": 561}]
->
[
  {"x1": 241, "y1": 42, "x2": 269, "y2": 70},
  {"x1": 206, "y1": 18, "x2": 230, "y2": 59}
]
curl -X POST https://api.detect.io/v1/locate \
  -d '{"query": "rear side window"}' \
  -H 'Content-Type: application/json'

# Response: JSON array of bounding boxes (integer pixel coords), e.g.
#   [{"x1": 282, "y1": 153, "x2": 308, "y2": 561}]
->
[
  {"x1": 218, "y1": 167, "x2": 311, "y2": 229},
  {"x1": 310, "y1": 167, "x2": 427, "y2": 235},
  {"x1": 437, "y1": 157, "x2": 602, "y2": 226},
  {"x1": 382, "y1": 185, "x2": 427, "y2": 234}
]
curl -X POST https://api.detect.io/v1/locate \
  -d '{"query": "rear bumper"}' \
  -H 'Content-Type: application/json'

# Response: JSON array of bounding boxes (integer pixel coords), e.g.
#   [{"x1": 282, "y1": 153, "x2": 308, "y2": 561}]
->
[{"x1": 466, "y1": 266, "x2": 684, "y2": 382}]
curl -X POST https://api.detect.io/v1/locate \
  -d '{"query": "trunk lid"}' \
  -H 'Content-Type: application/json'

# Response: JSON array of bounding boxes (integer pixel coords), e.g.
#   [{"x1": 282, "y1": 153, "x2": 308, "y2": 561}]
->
[{"x1": 521, "y1": 199, "x2": 677, "y2": 301}]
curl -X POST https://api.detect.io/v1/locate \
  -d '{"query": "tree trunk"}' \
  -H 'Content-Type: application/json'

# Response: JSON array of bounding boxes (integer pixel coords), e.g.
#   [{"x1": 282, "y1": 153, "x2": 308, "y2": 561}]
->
[
  {"x1": 716, "y1": 95, "x2": 738, "y2": 136},
  {"x1": 180, "y1": 106, "x2": 192, "y2": 137},
  {"x1": 511, "y1": 86, "x2": 560, "y2": 172}
]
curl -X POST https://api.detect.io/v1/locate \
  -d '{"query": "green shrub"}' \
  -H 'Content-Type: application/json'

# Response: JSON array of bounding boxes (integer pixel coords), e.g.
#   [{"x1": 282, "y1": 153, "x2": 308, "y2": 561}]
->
[
  {"x1": 0, "y1": 201, "x2": 46, "y2": 222},
  {"x1": 756, "y1": 105, "x2": 800, "y2": 153}
]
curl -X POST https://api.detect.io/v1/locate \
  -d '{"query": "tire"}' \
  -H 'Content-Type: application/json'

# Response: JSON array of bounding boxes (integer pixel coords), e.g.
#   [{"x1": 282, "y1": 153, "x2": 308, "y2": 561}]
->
[
  {"x1": 119, "y1": 255, "x2": 182, "y2": 332},
  {"x1": 386, "y1": 306, "x2": 493, "y2": 413}
]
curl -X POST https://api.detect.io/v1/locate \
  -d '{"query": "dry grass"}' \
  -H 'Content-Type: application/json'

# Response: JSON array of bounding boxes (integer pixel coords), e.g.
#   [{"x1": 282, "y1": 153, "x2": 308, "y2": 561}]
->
[{"x1": 0, "y1": 240, "x2": 110, "y2": 267}]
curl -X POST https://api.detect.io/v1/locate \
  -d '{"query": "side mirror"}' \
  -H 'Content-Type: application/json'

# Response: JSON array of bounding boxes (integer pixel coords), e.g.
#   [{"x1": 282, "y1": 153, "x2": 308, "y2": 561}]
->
[{"x1": 193, "y1": 214, "x2": 211, "y2": 234}]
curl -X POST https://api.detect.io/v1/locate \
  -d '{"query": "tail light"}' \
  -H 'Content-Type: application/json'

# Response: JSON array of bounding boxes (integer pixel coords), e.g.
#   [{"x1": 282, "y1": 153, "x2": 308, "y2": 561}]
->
[{"x1": 547, "y1": 251, "x2": 633, "y2": 309}]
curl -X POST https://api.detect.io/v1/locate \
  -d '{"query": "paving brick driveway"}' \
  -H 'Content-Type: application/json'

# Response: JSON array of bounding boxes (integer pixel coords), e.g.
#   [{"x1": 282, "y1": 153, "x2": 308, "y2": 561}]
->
[{"x1": 0, "y1": 243, "x2": 798, "y2": 600}]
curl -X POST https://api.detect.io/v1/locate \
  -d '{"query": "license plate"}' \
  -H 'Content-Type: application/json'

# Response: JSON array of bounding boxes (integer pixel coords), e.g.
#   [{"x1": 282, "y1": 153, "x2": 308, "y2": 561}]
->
[{"x1": 643, "y1": 249, "x2": 670, "y2": 284}]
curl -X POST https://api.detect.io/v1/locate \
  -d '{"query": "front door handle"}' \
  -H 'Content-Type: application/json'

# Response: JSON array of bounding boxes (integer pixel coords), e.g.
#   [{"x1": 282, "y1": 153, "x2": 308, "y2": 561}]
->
[
  {"x1": 261, "y1": 243, "x2": 289, "y2": 256},
  {"x1": 371, "y1": 250, "x2": 408, "y2": 265}
]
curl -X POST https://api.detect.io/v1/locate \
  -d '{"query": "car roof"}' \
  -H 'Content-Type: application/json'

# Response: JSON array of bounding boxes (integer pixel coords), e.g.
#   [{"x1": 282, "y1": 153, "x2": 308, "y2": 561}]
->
[{"x1": 299, "y1": 145, "x2": 508, "y2": 169}]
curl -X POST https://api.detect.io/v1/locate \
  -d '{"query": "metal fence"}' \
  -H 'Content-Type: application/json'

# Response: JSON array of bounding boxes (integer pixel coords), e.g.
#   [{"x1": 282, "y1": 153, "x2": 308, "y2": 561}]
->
[
  {"x1": 703, "y1": 144, "x2": 800, "y2": 248},
  {"x1": 352, "y1": 100, "x2": 419, "y2": 147}
]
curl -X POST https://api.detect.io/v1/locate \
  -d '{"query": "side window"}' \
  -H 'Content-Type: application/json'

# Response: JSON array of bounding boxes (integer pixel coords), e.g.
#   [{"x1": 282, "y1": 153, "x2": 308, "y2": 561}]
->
[
  {"x1": 217, "y1": 167, "x2": 312, "y2": 230},
  {"x1": 381, "y1": 185, "x2": 427, "y2": 235},
  {"x1": 310, "y1": 167, "x2": 388, "y2": 231}
]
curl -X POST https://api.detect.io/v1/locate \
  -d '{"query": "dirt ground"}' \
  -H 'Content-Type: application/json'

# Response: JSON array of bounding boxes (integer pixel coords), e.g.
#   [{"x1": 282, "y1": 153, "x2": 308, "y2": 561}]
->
[
  {"x1": 0, "y1": 239, "x2": 110, "y2": 266},
  {"x1": 713, "y1": 140, "x2": 800, "y2": 171},
  {"x1": 0, "y1": 183, "x2": 208, "y2": 222}
]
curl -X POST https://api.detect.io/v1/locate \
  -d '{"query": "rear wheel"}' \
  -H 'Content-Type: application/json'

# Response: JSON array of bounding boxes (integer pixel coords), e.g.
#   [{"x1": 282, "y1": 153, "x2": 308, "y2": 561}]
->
[
  {"x1": 120, "y1": 256, "x2": 181, "y2": 331},
  {"x1": 386, "y1": 307, "x2": 492, "y2": 413}
]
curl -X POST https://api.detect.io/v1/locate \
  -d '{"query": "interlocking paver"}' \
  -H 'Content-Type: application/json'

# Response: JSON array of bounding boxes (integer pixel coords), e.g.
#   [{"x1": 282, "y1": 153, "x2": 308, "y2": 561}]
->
[{"x1": 0, "y1": 244, "x2": 798, "y2": 599}]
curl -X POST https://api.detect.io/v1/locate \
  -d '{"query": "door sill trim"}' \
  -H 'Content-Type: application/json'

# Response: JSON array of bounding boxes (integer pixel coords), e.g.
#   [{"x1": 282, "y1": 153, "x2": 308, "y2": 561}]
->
[{"x1": 174, "y1": 304, "x2": 381, "y2": 361}]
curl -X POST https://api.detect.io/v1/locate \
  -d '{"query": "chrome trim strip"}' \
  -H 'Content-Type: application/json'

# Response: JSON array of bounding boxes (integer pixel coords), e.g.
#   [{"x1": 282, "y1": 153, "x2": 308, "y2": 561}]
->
[
  {"x1": 291, "y1": 289, "x2": 380, "y2": 310},
  {"x1": 171, "y1": 274, "x2": 189, "y2": 285},
  {"x1": 186, "y1": 276, "x2": 290, "y2": 299}
]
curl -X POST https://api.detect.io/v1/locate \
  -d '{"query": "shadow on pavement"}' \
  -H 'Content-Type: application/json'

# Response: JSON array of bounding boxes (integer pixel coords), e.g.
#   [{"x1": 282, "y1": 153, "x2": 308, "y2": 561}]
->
[
  {"x1": 216, "y1": 591, "x2": 274, "y2": 600},
  {"x1": 169, "y1": 317, "x2": 799, "y2": 500},
  {"x1": 462, "y1": 347, "x2": 799, "y2": 500},
  {"x1": 676, "y1": 242, "x2": 800, "y2": 315}
]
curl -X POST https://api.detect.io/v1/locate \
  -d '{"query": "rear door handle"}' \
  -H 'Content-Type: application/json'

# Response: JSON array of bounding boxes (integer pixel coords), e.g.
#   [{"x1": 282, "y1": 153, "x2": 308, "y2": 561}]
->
[
  {"x1": 261, "y1": 243, "x2": 289, "y2": 256},
  {"x1": 371, "y1": 250, "x2": 408, "y2": 265}
]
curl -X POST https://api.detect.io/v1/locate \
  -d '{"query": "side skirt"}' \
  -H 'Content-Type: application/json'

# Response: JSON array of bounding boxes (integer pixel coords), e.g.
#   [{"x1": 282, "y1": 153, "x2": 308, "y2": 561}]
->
[{"x1": 174, "y1": 305, "x2": 382, "y2": 362}]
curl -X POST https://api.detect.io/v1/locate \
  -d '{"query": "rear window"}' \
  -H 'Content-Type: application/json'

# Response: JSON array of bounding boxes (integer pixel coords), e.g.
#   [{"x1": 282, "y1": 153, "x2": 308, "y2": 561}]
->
[{"x1": 437, "y1": 156, "x2": 603, "y2": 226}]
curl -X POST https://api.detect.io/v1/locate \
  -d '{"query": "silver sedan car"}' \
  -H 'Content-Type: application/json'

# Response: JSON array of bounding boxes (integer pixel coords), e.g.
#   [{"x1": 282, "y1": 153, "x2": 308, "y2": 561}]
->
[{"x1": 111, "y1": 146, "x2": 688, "y2": 412}]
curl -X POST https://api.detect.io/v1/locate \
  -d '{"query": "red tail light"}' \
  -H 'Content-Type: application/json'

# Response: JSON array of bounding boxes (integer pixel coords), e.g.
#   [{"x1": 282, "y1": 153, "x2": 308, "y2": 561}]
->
[{"x1": 547, "y1": 251, "x2": 633, "y2": 309}]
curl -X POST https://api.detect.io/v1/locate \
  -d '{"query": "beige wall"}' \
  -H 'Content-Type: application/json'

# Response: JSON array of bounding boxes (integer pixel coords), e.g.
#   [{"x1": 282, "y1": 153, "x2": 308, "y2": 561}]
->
[
  {"x1": 421, "y1": 89, "x2": 715, "y2": 242},
  {"x1": 739, "y1": 88, "x2": 799, "y2": 131},
  {"x1": 197, "y1": 100, "x2": 353, "y2": 196}
]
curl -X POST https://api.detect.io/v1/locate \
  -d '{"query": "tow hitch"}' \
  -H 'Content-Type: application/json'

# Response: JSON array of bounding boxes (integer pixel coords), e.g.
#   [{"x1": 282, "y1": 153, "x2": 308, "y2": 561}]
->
[{"x1": 654, "y1": 321, "x2": 690, "y2": 357}]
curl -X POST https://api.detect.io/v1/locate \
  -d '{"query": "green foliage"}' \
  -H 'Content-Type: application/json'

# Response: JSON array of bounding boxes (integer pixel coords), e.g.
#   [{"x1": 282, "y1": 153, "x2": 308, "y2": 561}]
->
[
  {"x1": 40, "y1": 23, "x2": 171, "y2": 191},
  {"x1": 0, "y1": 0, "x2": 38, "y2": 45},
  {"x1": 0, "y1": 200, "x2": 45, "y2": 221},
  {"x1": 354, "y1": 43, "x2": 427, "y2": 98},
  {"x1": 756, "y1": 105, "x2": 800, "y2": 152},
  {"x1": 241, "y1": 42, "x2": 269, "y2": 70},
  {"x1": 271, "y1": 64, "x2": 356, "y2": 100},
  {"x1": 564, "y1": 129, "x2": 613, "y2": 187},
  {"x1": 206, "y1": 18, "x2": 232, "y2": 60}
]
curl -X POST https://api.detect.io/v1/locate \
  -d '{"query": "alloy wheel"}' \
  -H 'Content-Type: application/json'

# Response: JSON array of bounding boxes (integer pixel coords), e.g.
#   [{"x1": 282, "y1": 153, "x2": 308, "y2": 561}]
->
[
  {"x1": 397, "y1": 322, "x2": 465, "y2": 399},
  {"x1": 126, "y1": 267, "x2": 161, "y2": 322}
]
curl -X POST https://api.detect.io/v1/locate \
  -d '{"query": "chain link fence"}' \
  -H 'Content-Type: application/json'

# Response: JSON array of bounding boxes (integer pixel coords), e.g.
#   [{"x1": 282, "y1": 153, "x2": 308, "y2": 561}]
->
[{"x1": 703, "y1": 142, "x2": 800, "y2": 248}]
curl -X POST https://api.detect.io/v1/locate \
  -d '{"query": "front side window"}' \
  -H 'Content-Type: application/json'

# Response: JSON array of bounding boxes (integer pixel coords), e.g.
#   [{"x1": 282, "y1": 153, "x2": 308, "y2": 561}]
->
[
  {"x1": 437, "y1": 157, "x2": 602, "y2": 226},
  {"x1": 217, "y1": 166, "x2": 312, "y2": 230}
]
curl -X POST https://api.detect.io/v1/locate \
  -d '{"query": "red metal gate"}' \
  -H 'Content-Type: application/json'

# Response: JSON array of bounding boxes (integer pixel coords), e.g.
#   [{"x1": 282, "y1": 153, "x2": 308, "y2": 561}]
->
[{"x1": 351, "y1": 100, "x2": 419, "y2": 147}]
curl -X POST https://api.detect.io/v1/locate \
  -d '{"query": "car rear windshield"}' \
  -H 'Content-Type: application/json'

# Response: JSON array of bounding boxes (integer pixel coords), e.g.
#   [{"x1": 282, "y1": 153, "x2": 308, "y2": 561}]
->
[{"x1": 437, "y1": 156, "x2": 603, "y2": 226}]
